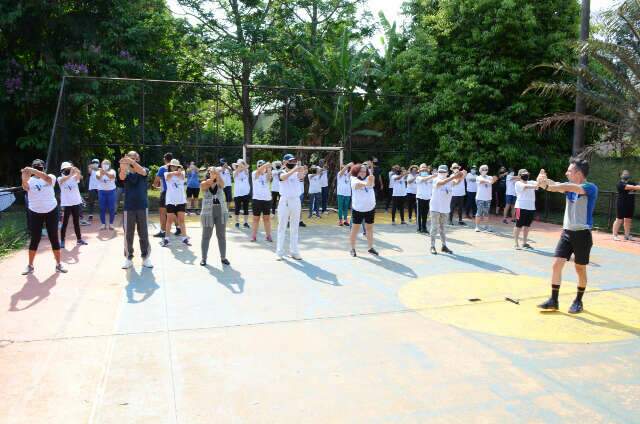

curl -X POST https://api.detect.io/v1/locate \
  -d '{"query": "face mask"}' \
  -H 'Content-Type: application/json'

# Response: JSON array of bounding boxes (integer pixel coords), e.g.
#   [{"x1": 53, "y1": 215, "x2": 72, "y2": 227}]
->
[
  {"x1": 62, "y1": 169, "x2": 71, "y2": 176},
  {"x1": 521, "y1": 174, "x2": 529, "y2": 181},
  {"x1": 420, "y1": 172, "x2": 428, "y2": 177},
  {"x1": 33, "y1": 165, "x2": 44, "y2": 172},
  {"x1": 622, "y1": 175, "x2": 630, "y2": 181},
  {"x1": 286, "y1": 163, "x2": 295, "y2": 169},
  {"x1": 102, "y1": 164, "x2": 110, "y2": 171},
  {"x1": 395, "y1": 169, "x2": 401, "y2": 175},
  {"x1": 275, "y1": 165, "x2": 281, "y2": 170},
  {"x1": 471, "y1": 170, "x2": 477, "y2": 175}
]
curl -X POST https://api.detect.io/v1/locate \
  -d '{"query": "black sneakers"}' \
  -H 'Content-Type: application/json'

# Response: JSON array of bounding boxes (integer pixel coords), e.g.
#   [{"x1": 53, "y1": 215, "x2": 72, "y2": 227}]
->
[
  {"x1": 350, "y1": 248, "x2": 357, "y2": 257},
  {"x1": 368, "y1": 248, "x2": 379, "y2": 256},
  {"x1": 441, "y1": 246, "x2": 453, "y2": 254},
  {"x1": 537, "y1": 297, "x2": 559, "y2": 311},
  {"x1": 430, "y1": 246, "x2": 437, "y2": 255},
  {"x1": 568, "y1": 299, "x2": 583, "y2": 314},
  {"x1": 153, "y1": 231, "x2": 165, "y2": 238}
]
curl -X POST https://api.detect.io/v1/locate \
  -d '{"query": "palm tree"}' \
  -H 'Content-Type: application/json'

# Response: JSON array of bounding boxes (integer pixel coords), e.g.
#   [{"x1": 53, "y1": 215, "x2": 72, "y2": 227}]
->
[{"x1": 525, "y1": 0, "x2": 640, "y2": 155}]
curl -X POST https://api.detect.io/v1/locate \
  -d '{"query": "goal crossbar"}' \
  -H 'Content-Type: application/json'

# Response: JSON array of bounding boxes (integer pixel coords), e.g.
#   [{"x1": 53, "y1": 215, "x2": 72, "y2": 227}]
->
[{"x1": 243, "y1": 144, "x2": 344, "y2": 164}]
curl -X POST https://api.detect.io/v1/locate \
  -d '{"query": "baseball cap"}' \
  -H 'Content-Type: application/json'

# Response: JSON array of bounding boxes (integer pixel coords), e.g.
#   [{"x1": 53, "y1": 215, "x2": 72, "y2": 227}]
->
[
  {"x1": 60, "y1": 161, "x2": 72, "y2": 171},
  {"x1": 438, "y1": 165, "x2": 448, "y2": 173},
  {"x1": 283, "y1": 153, "x2": 295, "y2": 161},
  {"x1": 257, "y1": 160, "x2": 265, "y2": 167},
  {"x1": 219, "y1": 158, "x2": 226, "y2": 164},
  {"x1": 91, "y1": 158, "x2": 100, "y2": 164},
  {"x1": 32, "y1": 159, "x2": 46, "y2": 168}
]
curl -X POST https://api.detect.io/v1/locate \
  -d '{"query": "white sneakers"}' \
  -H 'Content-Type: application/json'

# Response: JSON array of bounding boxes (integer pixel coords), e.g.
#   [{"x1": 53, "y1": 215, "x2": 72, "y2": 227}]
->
[
  {"x1": 100, "y1": 224, "x2": 107, "y2": 230},
  {"x1": 122, "y1": 258, "x2": 153, "y2": 269}
]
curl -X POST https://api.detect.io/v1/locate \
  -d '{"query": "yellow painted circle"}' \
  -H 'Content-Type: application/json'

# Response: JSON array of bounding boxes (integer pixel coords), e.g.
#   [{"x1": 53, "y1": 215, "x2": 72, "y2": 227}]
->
[{"x1": 398, "y1": 272, "x2": 640, "y2": 343}]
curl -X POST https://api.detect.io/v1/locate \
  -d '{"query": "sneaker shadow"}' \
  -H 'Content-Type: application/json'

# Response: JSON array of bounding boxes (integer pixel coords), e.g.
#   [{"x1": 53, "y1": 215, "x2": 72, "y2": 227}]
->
[
  {"x1": 281, "y1": 258, "x2": 341, "y2": 287},
  {"x1": 9, "y1": 273, "x2": 60, "y2": 311},
  {"x1": 358, "y1": 255, "x2": 418, "y2": 278},
  {"x1": 441, "y1": 253, "x2": 516, "y2": 275},
  {"x1": 205, "y1": 264, "x2": 245, "y2": 294},
  {"x1": 562, "y1": 310, "x2": 640, "y2": 337}
]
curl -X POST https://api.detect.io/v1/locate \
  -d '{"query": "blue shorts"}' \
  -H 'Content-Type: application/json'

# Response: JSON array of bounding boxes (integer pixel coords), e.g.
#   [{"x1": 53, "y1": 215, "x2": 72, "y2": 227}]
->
[
  {"x1": 506, "y1": 195, "x2": 517, "y2": 205},
  {"x1": 476, "y1": 200, "x2": 491, "y2": 217}
]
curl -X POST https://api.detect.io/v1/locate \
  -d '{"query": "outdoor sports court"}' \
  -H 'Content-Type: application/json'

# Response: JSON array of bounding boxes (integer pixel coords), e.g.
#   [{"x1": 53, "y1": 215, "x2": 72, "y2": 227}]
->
[{"x1": 1, "y1": 214, "x2": 639, "y2": 423}]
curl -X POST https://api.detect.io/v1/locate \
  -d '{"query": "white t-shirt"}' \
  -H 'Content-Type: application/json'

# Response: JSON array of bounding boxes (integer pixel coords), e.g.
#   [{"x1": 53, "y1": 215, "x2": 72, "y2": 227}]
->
[
  {"x1": 308, "y1": 174, "x2": 322, "y2": 194},
  {"x1": 220, "y1": 168, "x2": 232, "y2": 187},
  {"x1": 97, "y1": 169, "x2": 116, "y2": 191},
  {"x1": 233, "y1": 170, "x2": 250, "y2": 197},
  {"x1": 58, "y1": 175, "x2": 83, "y2": 207},
  {"x1": 515, "y1": 181, "x2": 537, "y2": 210},
  {"x1": 506, "y1": 174, "x2": 517, "y2": 196},
  {"x1": 252, "y1": 171, "x2": 271, "y2": 201},
  {"x1": 392, "y1": 175, "x2": 406, "y2": 197},
  {"x1": 88, "y1": 168, "x2": 99, "y2": 190},
  {"x1": 416, "y1": 176, "x2": 433, "y2": 200},
  {"x1": 430, "y1": 178, "x2": 453, "y2": 213},
  {"x1": 27, "y1": 175, "x2": 58, "y2": 213},
  {"x1": 406, "y1": 174, "x2": 417, "y2": 194},
  {"x1": 164, "y1": 173, "x2": 186, "y2": 205},
  {"x1": 351, "y1": 177, "x2": 375, "y2": 212},
  {"x1": 465, "y1": 174, "x2": 477, "y2": 192},
  {"x1": 319, "y1": 169, "x2": 328, "y2": 188},
  {"x1": 475, "y1": 175, "x2": 493, "y2": 201},
  {"x1": 280, "y1": 172, "x2": 300, "y2": 198},
  {"x1": 336, "y1": 172, "x2": 352, "y2": 197},
  {"x1": 452, "y1": 176, "x2": 466, "y2": 196},
  {"x1": 297, "y1": 176, "x2": 305, "y2": 196},
  {"x1": 271, "y1": 169, "x2": 282, "y2": 192}
]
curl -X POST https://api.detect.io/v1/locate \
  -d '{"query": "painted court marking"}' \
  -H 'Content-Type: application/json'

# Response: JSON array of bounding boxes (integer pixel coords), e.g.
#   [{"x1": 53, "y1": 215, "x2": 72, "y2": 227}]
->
[{"x1": 399, "y1": 272, "x2": 640, "y2": 343}]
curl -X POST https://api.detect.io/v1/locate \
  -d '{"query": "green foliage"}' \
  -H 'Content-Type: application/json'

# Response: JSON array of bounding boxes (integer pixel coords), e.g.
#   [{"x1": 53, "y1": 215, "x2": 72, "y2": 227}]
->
[{"x1": 394, "y1": 0, "x2": 579, "y2": 173}]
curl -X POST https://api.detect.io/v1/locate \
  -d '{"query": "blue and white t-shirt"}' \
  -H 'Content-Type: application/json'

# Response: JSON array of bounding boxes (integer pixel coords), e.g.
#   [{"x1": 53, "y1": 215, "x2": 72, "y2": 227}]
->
[{"x1": 564, "y1": 182, "x2": 598, "y2": 231}]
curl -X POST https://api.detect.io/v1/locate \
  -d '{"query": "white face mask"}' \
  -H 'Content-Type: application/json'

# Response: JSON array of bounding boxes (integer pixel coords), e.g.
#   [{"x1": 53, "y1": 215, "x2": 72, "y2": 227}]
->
[
  {"x1": 480, "y1": 170, "x2": 488, "y2": 176},
  {"x1": 102, "y1": 164, "x2": 110, "y2": 171}
]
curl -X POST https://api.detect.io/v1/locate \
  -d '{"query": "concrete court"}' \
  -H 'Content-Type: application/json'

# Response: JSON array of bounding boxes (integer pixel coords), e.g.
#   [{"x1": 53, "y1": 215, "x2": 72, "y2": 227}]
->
[{"x1": 1, "y1": 211, "x2": 639, "y2": 423}]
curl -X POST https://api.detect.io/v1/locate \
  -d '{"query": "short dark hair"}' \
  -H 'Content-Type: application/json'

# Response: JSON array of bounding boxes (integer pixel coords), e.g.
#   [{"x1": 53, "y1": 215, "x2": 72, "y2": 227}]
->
[
  {"x1": 163, "y1": 153, "x2": 173, "y2": 162},
  {"x1": 351, "y1": 164, "x2": 364, "y2": 177},
  {"x1": 569, "y1": 157, "x2": 589, "y2": 177}
]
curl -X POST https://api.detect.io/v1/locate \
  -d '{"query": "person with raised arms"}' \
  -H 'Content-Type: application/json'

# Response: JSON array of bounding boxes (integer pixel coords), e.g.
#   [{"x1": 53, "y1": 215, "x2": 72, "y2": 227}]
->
[
  {"x1": 513, "y1": 169, "x2": 539, "y2": 250},
  {"x1": 232, "y1": 159, "x2": 251, "y2": 229},
  {"x1": 96, "y1": 159, "x2": 117, "y2": 231},
  {"x1": 199, "y1": 166, "x2": 230, "y2": 267},
  {"x1": 415, "y1": 164, "x2": 436, "y2": 234},
  {"x1": 58, "y1": 162, "x2": 88, "y2": 249},
  {"x1": 390, "y1": 165, "x2": 407, "y2": 225},
  {"x1": 307, "y1": 166, "x2": 323, "y2": 219},
  {"x1": 464, "y1": 166, "x2": 478, "y2": 219},
  {"x1": 475, "y1": 165, "x2": 498, "y2": 232},
  {"x1": 536, "y1": 158, "x2": 598, "y2": 314},
  {"x1": 21, "y1": 159, "x2": 67, "y2": 274},
  {"x1": 349, "y1": 162, "x2": 378, "y2": 257},
  {"x1": 186, "y1": 161, "x2": 201, "y2": 215},
  {"x1": 319, "y1": 158, "x2": 330, "y2": 215},
  {"x1": 119, "y1": 152, "x2": 152, "y2": 269},
  {"x1": 503, "y1": 168, "x2": 520, "y2": 224},
  {"x1": 406, "y1": 165, "x2": 418, "y2": 224},
  {"x1": 612, "y1": 169, "x2": 640, "y2": 241},
  {"x1": 449, "y1": 163, "x2": 466, "y2": 226},
  {"x1": 160, "y1": 159, "x2": 191, "y2": 247},
  {"x1": 251, "y1": 160, "x2": 273, "y2": 242},
  {"x1": 270, "y1": 161, "x2": 282, "y2": 215},
  {"x1": 153, "y1": 153, "x2": 179, "y2": 238},
  {"x1": 86, "y1": 158, "x2": 100, "y2": 223},
  {"x1": 276, "y1": 154, "x2": 306, "y2": 260},
  {"x1": 430, "y1": 165, "x2": 466, "y2": 255},
  {"x1": 336, "y1": 162, "x2": 353, "y2": 226}
]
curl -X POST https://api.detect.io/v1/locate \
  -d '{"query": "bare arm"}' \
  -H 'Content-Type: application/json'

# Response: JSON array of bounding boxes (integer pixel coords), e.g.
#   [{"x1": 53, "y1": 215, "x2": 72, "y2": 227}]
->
[
  {"x1": 624, "y1": 183, "x2": 640, "y2": 191},
  {"x1": 353, "y1": 175, "x2": 375, "y2": 189},
  {"x1": 166, "y1": 170, "x2": 185, "y2": 180},
  {"x1": 255, "y1": 162, "x2": 271, "y2": 177},
  {"x1": 545, "y1": 181, "x2": 586, "y2": 194}
]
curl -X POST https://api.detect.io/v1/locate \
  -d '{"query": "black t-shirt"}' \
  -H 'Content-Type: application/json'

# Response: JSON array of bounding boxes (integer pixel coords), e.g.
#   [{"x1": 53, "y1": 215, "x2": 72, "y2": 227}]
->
[
  {"x1": 617, "y1": 180, "x2": 636, "y2": 208},
  {"x1": 373, "y1": 166, "x2": 382, "y2": 189}
]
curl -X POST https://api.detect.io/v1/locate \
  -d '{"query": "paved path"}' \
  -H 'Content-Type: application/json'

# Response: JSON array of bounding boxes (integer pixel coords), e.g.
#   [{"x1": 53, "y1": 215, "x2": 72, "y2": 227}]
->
[{"x1": 1, "y1": 213, "x2": 639, "y2": 423}]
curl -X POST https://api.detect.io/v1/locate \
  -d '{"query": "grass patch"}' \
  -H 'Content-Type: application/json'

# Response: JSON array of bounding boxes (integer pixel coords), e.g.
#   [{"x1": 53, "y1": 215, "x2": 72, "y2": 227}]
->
[{"x1": 0, "y1": 210, "x2": 28, "y2": 258}]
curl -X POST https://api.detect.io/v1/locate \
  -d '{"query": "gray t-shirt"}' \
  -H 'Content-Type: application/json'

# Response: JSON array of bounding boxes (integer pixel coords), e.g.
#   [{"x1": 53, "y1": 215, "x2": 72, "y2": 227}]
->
[{"x1": 563, "y1": 182, "x2": 598, "y2": 231}]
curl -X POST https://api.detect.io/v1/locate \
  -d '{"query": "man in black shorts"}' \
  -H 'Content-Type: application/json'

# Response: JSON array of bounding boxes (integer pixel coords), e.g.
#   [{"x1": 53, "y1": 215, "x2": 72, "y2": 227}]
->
[
  {"x1": 536, "y1": 158, "x2": 598, "y2": 314},
  {"x1": 612, "y1": 170, "x2": 640, "y2": 241},
  {"x1": 152, "y1": 153, "x2": 180, "y2": 237}
]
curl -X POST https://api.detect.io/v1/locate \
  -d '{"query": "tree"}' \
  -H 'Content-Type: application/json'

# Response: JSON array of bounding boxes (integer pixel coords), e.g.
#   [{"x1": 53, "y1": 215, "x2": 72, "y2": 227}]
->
[
  {"x1": 526, "y1": 0, "x2": 640, "y2": 156},
  {"x1": 396, "y1": 0, "x2": 580, "y2": 172}
]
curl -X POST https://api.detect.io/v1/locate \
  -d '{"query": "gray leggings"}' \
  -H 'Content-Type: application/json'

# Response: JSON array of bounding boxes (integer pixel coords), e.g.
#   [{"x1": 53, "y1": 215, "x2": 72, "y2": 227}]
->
[
  {"x1": 430, "y1": 211, "x2": 447, "y2": 248},
  {"x1": 201, "y1": 204, "x2": 226, "y2": 260}
]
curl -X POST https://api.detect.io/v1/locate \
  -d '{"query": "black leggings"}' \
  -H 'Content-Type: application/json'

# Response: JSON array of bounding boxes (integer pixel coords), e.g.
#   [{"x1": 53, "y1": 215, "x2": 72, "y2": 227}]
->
[
  {"x1": 61, "y1": 204, "x2": 82, "y2": 242},
  {"x1": 406, "y1": 193, "x2": 416, "y2": 220},
  {"x1": 271, "y1": 191, "x2": 279, "y2": 214},
  {"x1": 392, "y1": 196, "x2": 405, "y2": 222},
  {"x1": 450, "y1": 195, "x2": 465, "y2": 223},
  {"x1": 234, "y1": 195, "x2": 250, "y2": 215},
  {"x1": 29, "y1": 208, "x2": 60, "y2": 251},
  {"x1": 417, "y1": 198, "x2": 430, "y2": 232}
]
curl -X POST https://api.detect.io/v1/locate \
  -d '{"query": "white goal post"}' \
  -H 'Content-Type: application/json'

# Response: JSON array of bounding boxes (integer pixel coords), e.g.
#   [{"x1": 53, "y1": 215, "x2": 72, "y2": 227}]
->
[{"x1": 243, "y1": 144, "x2": 344, "y2": 165}]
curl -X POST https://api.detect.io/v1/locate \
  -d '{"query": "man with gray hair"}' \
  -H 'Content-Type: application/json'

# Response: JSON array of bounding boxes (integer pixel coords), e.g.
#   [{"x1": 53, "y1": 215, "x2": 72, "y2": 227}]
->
[
  {"x1": 119, "y1": 151, "x2": 152, "y2": 269},
  {"x1": 429, "y1": 165, "x2": 465, "y2": 255}
]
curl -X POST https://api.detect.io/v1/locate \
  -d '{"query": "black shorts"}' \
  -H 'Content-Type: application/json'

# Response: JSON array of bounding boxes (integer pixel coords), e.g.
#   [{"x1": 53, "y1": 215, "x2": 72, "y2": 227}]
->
[
  {"x1": 515, "y1": 208, "x2": 534, "y2": 228},
  {"x1": 554, "y1": 229, "x2": 593, "y2": 266},
  {"x1": 616, "y1": 201, "x2": 634, "y2": 219},
  {"x1": 166, "y1": 203, "x2": 186, "y2": 214},
  {"x1": 159, "y1": 191, "x2": 166, "y2": 208},
  {"x1": 352, "y1": 209, "x2": 375, "y2": 225},
  {"x1": 252, "y1": 199, "x2": 272, "y2": 216},
  {"x1": 186, "y1": 187, "x2": 200, "y2": 199}
]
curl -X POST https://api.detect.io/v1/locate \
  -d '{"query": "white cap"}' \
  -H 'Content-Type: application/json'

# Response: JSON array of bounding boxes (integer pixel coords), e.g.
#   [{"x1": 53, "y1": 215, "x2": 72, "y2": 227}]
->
[{"x1": 60, "y1": 161, "x2": 72, "y2": 171}]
